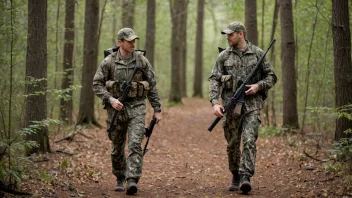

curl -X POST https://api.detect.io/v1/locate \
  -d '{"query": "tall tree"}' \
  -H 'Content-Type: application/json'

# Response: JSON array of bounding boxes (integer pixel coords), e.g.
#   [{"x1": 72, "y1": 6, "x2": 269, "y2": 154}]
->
[
  {"x1": 76, "y1": 0, "x2": 100, "y2": 127},
  {"x1": 245, "y1": 0, "x2": 258, "y2": 45},
  {"x1": 60, "y1": 0, "x2": 75, "y2": 125},
  {"x1": 180, "y1": 1, "x2": 188, "y2": 97},
  {"x1": 301, "y1": 0, "x2": 319, "y2": 132},
  {"x1": 169, "y1": 0, "x2": 188, "y2": 103},
  {"x1": 145, "y1": 0, "x2": 156, "y2": 66},
  {"x1": 193, "y1": 0, "x2": 204, "y2": 97},
  {"x1": 122, "y1": 0, "x2": 136, "y2": 28},
  {"x1": 332, "y1": 0, "x2": 352, "y2": 140},
  {"x1": 25, "y1": 0, "x2": 50, "y2": 154},
  {"x1": 269, "y1": 0, "x2": 279, "y2": 126},
  {"x1": 280, "y1": 0, "x2": 299, "y2": 129}
]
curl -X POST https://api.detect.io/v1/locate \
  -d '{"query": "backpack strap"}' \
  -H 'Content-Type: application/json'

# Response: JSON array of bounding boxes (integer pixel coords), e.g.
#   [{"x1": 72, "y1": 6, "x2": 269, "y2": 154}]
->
[{"x1": 109, "y1": 53, "x2": 116, "y2": 81}]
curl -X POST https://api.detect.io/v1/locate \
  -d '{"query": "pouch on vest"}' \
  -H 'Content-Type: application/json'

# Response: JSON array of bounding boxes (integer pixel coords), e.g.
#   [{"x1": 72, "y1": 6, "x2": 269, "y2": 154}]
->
[
  {"x1": 221, "y1": 75, "x2": 233, "y2": 90},
  {"x1": 127, "y1": 82, "x2": 138, "y2": 98},
  {"x1": 106, "y1": 80, "x2": 120, "y2": 98},
  {"x1": 137, "y1": 81, "x2": 150, "y2": 97}
]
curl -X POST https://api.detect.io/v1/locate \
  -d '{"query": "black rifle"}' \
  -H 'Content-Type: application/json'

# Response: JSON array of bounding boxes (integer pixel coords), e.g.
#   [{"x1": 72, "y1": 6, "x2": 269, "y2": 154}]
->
[
  {"x1": 143, "y1": 116, "x2": 157, "y2": 156},
  {"x1": 208, "y1": 39, "x2": 276, "y2": 132},
  {"x1": 107, "y1": 66, "x2": 141, "y2": 133}
]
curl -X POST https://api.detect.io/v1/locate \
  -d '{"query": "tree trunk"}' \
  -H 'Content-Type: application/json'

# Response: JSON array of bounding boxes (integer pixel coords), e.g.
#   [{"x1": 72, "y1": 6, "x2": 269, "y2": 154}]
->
[
  {"x1": 301, "y1": 0, "x2": 319, "y2": 133},
  {"x1": 76, "y1": 0, "x2": 100, "y2": 127},
  {"x1": 169, "y1": 0, "x2": 188, "y2": 103},
  {"x1": 180, "y1": 1, "x2": 188, "y2": 97},
  {"x1": 280, "y1": 0, "x2": 299, "y2": 129},
  {"x1": 245, "y1": 0, "x2": 258, "y2": 45},
  {"x1": 25, "y1": 0, "x2": 50, "y2": 154},
  {"x1": 332, "y1": 0, "x2": 352, "y2": 140},
  {"x1": 60, "y1": 0, "x2": 75, "y2": 125},
  {"x1": 269, "y1": 0, "x2": 279, "y2": 126},
  {"x1": 260, "y1": 0, "x2": 269, "y2": 125},
  {"x1": 145, "y1": 0, "x2": 156, "y2": 66},
  {"x1": 122, "y1": 0, "x2": 136, "y2": 28},
  {"x1": 193, "y1": 0, "x2": 204, "y2": 98}
]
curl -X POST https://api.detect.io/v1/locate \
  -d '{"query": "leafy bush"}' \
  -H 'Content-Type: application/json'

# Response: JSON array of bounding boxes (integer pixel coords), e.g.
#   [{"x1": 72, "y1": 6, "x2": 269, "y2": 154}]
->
[
  {"x1": 0, "y1": 119, "x2": 61, "y2": 189},
  {"x1": 329, "y1": 130, "x2": 352, "y2": 172},
  {"x1": 259, "y1": 126, "x2": 281, "y2": 138}
]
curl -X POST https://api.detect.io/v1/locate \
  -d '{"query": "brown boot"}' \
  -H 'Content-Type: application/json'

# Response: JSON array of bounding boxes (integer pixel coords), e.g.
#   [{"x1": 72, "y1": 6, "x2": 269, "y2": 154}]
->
[
  {"x1": 228, "y1": 171, "x2": 240, "y2": 191},
  {"x1": 114, "y1": 175, "x2": 125, "y2": 191},
  {"x1": 126, "y1": 179, "x2": 138, "y2": 195},
  {"x1": 239, "y1": 175, "x2": 251, "y2": 194}
]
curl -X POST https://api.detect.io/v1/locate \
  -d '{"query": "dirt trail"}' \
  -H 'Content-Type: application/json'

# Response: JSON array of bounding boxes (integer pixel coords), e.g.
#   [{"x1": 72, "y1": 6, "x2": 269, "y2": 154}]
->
[{"x1": 18, "y1": 98, "x2": 351, "y2": 198}]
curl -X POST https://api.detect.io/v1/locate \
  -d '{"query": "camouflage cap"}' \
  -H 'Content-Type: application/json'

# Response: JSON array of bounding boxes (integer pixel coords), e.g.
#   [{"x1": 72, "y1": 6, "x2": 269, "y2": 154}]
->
[
  {"x1": 221, "y1": 21, "x2": 246, "y2": 35},
  {"x1": 117, "y1": 28, "x2": 139, "y2": 41}
]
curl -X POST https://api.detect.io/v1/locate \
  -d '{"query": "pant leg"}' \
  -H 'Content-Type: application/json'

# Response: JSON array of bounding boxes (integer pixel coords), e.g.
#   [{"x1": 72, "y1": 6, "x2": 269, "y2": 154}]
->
[
  {"x1": 223, "y1": 113, "x2": 243, "y2": 173},
  {"x1": 107, "y1": 111, "x2": 129, "y2": 178},
  {"x1": 125, "y1": 114, "x2": 145, "y2": 182},
  {"x1": 110, "y1": 121, "x2": 127, "y2": 177},
  {"x1": 239, "y1": 110, "x2": 261, "y2": 177}
]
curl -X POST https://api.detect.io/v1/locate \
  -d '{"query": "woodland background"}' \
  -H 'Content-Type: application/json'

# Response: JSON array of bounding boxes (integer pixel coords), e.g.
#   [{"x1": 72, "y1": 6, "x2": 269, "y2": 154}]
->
[{"x1": 0, "y1": 0, "x2": 351, "y2": 196}]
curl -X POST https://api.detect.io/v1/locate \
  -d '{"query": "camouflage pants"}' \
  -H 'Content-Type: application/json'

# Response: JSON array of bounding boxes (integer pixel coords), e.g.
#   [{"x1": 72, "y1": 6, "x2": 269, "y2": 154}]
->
[
  {"x1": 223, "y1": 110, "x2": 261, "y2": 177},
  {"x1": 107, "y1": 112, "x2": 145, "y2": 183}
]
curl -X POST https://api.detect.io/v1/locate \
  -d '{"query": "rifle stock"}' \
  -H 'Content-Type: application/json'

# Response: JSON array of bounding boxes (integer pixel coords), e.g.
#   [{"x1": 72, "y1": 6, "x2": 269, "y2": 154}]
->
[{"x1": 208, "y1": 39, "x2": 276, "y2": 132}]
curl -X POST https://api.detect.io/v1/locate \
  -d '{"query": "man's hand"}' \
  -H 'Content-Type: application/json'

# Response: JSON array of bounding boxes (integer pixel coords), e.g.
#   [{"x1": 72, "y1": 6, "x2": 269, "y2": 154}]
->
[
  {"x1": 213, "y1": 104, "x2": 224, "y2": 118},
  {"x1": 245, "y1": 84, "x2": 260, "y2": 95},
  {"x1": 109, "y1": 97, "x2": 124, "y2": 111},
  {"x1": 153, "y1": 112, "x2": 162, "y2": 123}
]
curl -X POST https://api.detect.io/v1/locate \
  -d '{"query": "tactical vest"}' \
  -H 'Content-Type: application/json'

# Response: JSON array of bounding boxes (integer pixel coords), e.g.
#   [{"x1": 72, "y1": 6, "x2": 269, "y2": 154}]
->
[
  {"x1": 218, "y1": 44, "x2": 268, "y2": 100},
  {"x1": 104, "y1": 46, "x2": 150, "y2": 99}
]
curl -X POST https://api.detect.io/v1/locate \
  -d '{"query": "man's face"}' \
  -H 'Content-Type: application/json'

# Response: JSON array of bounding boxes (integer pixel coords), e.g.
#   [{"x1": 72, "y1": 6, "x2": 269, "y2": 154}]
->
[
  {"x1": 226, "y1": 32, "x2": 240, "y2": 46},
  {"x1": 119, "y1": 39, "x2": 136, "y2": 54}
]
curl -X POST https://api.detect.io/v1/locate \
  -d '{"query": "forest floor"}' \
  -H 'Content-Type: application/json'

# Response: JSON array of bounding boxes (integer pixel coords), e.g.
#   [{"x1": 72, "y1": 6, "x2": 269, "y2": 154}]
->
[{"x1": 5, "y1": 98, "x2": 352, "y2": 197}]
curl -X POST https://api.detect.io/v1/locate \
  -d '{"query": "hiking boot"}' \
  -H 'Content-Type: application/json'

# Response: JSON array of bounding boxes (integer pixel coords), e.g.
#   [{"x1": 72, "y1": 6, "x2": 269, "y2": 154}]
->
[
  {"x1": 126, "y1": 179, "x2": 138, "y2": 195},
  {"x1": 239, "y1": 175, "x2": 251, "y2": 194},
  {"x1": 228, "y1": 171, "x2": 240, "y2": 191},
  {"x1": 115, "y1": 175, "x2": 125, "y2": 191}
]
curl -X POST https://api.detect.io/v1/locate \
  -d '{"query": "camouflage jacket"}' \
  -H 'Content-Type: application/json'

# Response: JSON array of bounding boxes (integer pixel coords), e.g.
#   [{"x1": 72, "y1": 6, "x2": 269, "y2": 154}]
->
[
  {"x1": 209, "y1": 41, "x2": 277, "y2": 113},
  {"x1": 93, "y1": 50, "x2": 161, "y2": 118}
]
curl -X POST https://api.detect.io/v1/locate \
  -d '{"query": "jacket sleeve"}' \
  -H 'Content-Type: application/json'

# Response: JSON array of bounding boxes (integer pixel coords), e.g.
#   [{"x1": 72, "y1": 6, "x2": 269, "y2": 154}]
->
[
  {"x1": 92, "y1": 56, "x2": 113, "y2": 107},
  {"x1": 142, "y1": 57, "x2": 162, "y2": 112},
  {"x1": 256, "y1": 50, "x2": 277, "y2": 90},
  {"x1": 209, "y1": 55, "x2": 224, "y2": 106}
]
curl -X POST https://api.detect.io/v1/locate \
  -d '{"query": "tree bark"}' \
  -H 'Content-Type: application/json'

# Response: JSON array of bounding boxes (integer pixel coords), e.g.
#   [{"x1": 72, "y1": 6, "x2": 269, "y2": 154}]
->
[
  {"x1": 280, "y1": 0, "x2": 299, "y2": 129},
  {"x1": 169, "y1": 0, "x2": 188, "y2": 103},
  {"x1": 122, "y1": 0, "x2": 136, "y2": 28},
  {"x1": 145, "y1": 0, "x2": 156, "y2": 66},
  {"x1": 180, "y1": 1, "x2": 188, "y2": 97},
  {"x1": 245, "y1": 0, "x2": 258, "y2": 45},
  {"x1": 193, "y1": 0, "x2": 204, "y2": 98},
  {"x1": 332, "y1": 0, "x2": 352, "y2": 140},
  {"x1": 60, "y1": 0, "x2": 75, "y2": 125},
  {"x1": 269, "y1": 0, "x2": 279, "y2": 126},
  {"x1": 76, "y1": 0, "x2": 100, "y2": 127},
  {"x1": 25, "y1": 0, "x2": 50, "y2": 154}
]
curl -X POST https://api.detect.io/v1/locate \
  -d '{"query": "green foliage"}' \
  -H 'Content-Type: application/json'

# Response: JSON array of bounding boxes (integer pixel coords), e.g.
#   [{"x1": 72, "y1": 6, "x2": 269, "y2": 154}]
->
[
  {"x1": 312, "y1": 104, "x2": 352, "y2": 173},
  {"x1": 58, "y1": 158, "x2": 69, "y2": 170},
  {"x1": 259, "y1": 126, "x2": 281, "y2": 138},
  {"x1": 37, "y1": 169, "x2": 53, "y2": 182},
  {"x1": 329, "y1": 136, "x2": 352, "y2": 162},
  {"x1": 0, "y1": 118, "x2": 61, "y2": 188},
  {"x1": 323, "y1": 161, "x2": 342, "y2": 173},
  {"x1": 328, "y1": 129, "x2": 352, "y2": 173}
]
